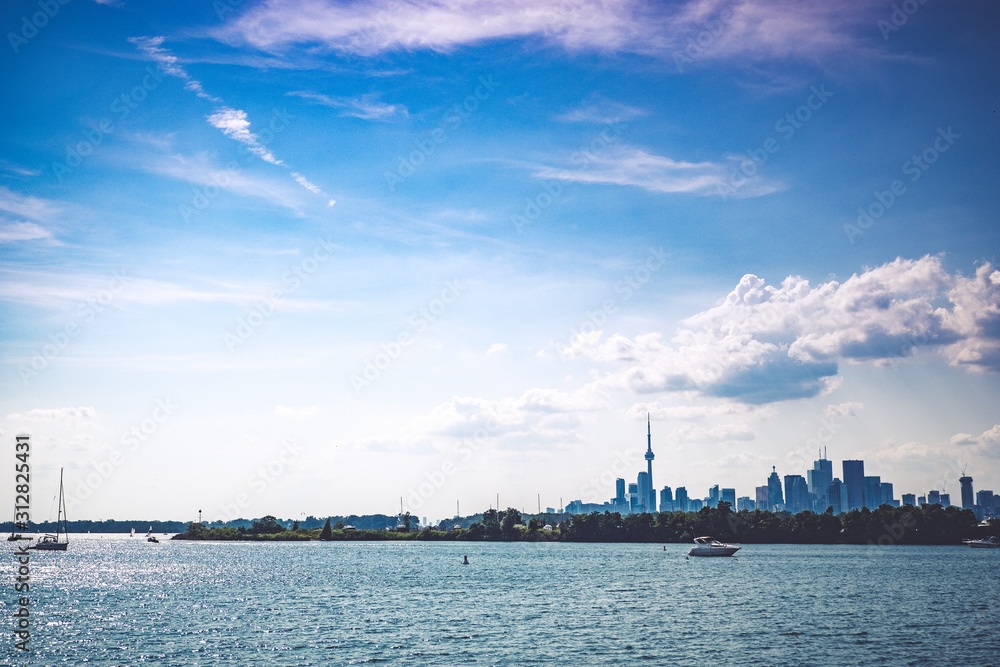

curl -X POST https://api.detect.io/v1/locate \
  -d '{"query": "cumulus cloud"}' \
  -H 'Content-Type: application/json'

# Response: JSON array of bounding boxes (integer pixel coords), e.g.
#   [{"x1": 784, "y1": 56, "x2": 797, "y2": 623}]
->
[
  {"x1": 564, "y1": 256, "x2": 1000, "y2": 404},
  {"x1": 950, "y1": 424, "x2": 1000, "y2": 458},
  {"x1": 214, "y1": 0, "x2": 876, "y2": 63}
]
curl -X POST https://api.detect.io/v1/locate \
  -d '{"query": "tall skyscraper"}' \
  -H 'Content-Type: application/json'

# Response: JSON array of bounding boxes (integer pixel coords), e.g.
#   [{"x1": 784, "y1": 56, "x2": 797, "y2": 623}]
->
[
  {"x1": 927, "y1": 489, "x2": 941, "y2": 506},
  {"x1": 864, "y1": 476, "x2": 882, "y2": 508},
  {"x1": 880, "y1": 482, "x2": 896, "y2": 507},
  {"x1": 615, "y1": 478, "x2": 626, "y2": 503},
  {"x1": 755, "y1": 485, "x2": 769, "y2": 509},
  {"x1": 767, "y1": 466, "x2": 784, "y2": 511},
  {"x1": 708, "y1": 484, "x2": 720, "y2": 508},
  {"x1": 659, "y1": 486, "x2": 673, "y2": 513},
  {"x1": 645, "y1": 414, "x2": 656, "y2": 513},
  {"x1": 721, "y1": 488, "x2": 736, "y2": 507},
  {"x1": 808, "y1": 452, "x2": 833, "y2": 511},
  {"x1": 675, "y1": 487, "x2": 689, "y2": 513},
  {"x1": 628, "y1": 483, "x2": 639, "y2": 513},
  {"x1": 637, "y1": 472, "x2": 651, "y2": 513},
  {"x1": 901, "y1": 493, "x2": 916, "y2": 506},
  {"x1": 960, "y1": 475, "x2": 974, "y2": 509},
  {"x1": 827, "y1": 478, "x2": 848, "y2": 514},
  {"x1": 843, "y1": 460, "x2": 865, "y2": 511},
  {"x1": 784, "y1": 475, "x2": 809, "y2": 513}
]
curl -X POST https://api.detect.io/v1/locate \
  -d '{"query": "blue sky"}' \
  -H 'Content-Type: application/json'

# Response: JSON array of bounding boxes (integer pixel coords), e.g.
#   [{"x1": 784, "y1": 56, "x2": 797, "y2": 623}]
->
[{"x1": 1, "y1": 0, "x2": 999, "y2": 522}]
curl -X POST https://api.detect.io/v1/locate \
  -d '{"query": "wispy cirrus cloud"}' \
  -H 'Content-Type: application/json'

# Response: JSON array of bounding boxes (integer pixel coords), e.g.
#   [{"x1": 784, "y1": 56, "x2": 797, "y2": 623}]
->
[
  {"x1": 531, "y1": 144, "x2": 781, "y2": 198},
  {"x1": 287, "y1": 90, "x2": 407, "y2": 120},
  {"x1": 213, "y1": 0, "x2": 879, "y2": 63},
  {"x1": 128, "y1": 36, "x2": 330, "y2": 199},
  {"x1": 0, "y1": 221, "x2": 55, "y2": 243},
  {"x1": 556, "y1": 96, "x2": 646, "y2": 124}
]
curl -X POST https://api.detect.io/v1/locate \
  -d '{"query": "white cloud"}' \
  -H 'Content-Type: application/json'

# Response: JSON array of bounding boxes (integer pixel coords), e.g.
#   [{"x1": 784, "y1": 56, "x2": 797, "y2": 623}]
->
[
  {"x1": 564, "y1": 256, "x2": 1000, "y2": 404},
  {"x1": 214, "y1": 0, "x2": 875, "y2": 62},
  {"x1": 128, "y1": 36, "x2": 223, "y2": 103},
  {"x1": 0, "y1": 186, "x2": 61, "y2": 221},
  {"x1": 423, "y1": 383, "x2": 610, "y2": 450},
  {"x1": 824, "y1": 402, "x2": 863, "y2": 419},
  {"x1": 287, "y1": 91, "x2": 407, "y2": 120},
  {"x1": 670, "y1": 422, "x2": 756, "y2": 443},
  {"x1": 5, "y1": 406, "x2": 97, "y2": 425},
  {"x1": 207, "y1": 107, "x2": 282, "y2": 165},
  {"x1": 557, "y1": 96, "x2": 646, "y2": 124},
  {"x1": 950, "y1": 424, "x2": 1000, "y2": 458},
  {"x1": 531, "y1": 144, "x2": 781, "y2": 198},
  {"x1": 291, "y1": 172, "x2": 322, "y2": 194},
  {"x1": 486, "y1": 343, "x2": 506, "y2": 356},
  {"x1": 129, "y1": 37, "x2": 330, "y2": 197},
  {"x1": 0, "y1": 221, "x2": 54, "y2": 243}
]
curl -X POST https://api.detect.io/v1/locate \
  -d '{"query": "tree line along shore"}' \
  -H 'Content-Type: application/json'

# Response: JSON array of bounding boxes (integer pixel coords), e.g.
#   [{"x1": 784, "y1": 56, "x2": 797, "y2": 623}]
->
[{"x1": 167, "y1": 503, "x2": 995, "y2": 545}]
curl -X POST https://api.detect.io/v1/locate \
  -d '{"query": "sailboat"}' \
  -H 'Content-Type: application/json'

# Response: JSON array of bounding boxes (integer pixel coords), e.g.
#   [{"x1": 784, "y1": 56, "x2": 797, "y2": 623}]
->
[
  {"x1": 146, "y1": 526, "x2": 159, "y2": 543},
  {"x1": 29, "y1": 469, "x2": 68, "y2": 551}
]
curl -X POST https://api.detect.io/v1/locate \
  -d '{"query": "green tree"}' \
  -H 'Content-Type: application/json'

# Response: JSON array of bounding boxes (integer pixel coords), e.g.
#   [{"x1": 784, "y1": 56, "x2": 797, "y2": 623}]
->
[{"x1": 319, "y1": 518, "x2": 333, "y2": 540}]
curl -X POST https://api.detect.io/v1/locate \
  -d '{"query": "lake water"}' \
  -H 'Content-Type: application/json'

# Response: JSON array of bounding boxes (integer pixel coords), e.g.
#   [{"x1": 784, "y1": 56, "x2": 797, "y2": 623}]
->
[{"x1": 9, "y1": 535, "x2": 1000, "y2": 666}]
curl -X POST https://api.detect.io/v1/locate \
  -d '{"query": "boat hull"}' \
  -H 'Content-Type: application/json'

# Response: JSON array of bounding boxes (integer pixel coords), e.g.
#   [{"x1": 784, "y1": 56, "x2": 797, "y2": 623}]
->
[
  {"x1": 689, "y1": 546, "x2": 740, "y2": 557},
  {"x1": 28, "y1": 542, "x2": 68, "y2": 551}
]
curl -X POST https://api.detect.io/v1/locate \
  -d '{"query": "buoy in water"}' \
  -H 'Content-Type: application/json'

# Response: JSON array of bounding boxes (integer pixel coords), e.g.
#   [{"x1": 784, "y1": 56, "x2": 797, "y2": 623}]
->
[{"x1": 462, "y1": 555, "x2": 469, "y2": 565}]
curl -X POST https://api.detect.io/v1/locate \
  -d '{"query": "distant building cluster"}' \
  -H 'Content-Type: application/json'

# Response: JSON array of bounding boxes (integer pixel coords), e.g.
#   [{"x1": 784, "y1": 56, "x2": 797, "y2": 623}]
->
[{"x1": 563, "y1": 422, "x2": 999, "y2": 520}]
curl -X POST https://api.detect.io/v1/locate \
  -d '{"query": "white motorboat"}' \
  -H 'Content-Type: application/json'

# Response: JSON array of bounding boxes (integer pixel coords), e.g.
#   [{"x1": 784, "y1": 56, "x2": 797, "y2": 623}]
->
[
  {"x1": 688, "y1": 536, "x2": 740, "y2": 557},
  {"x1": 963, "y1": 536, "x2": 999, "y2": 549}
]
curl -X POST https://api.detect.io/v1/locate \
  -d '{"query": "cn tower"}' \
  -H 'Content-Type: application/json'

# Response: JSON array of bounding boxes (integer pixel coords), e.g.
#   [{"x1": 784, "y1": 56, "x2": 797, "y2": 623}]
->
[{"x1": 645, "y1": 413, "x2": 655, "y2": 512}]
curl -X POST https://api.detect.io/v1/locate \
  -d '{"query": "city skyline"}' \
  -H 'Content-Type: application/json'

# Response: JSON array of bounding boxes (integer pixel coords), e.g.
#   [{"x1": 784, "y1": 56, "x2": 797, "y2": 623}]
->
[
  {"x1": 562, "y1": 420, "x2": 997, "y2": 524},
  {"x1": 1, "y1": 1, "x2": 999, "y2": 521}
]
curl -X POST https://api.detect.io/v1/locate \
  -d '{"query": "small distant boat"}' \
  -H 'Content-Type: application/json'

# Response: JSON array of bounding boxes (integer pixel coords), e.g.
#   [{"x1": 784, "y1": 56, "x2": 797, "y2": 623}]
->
[
  {"x1": 688, "y1": 536, "x2": 740, "y2": 557},
  {"x1": 29, "y1": 469, "x2": 68, "y2": 552},
  {"x1": 130, "y1": 528, "x2": 135, "y2": 537},
  {"x1": 963, "y1": 536, "x2": 999, "y2": 549},
  {"x1": 146, "y1": 526, "x2": 159, "y2": 543}
]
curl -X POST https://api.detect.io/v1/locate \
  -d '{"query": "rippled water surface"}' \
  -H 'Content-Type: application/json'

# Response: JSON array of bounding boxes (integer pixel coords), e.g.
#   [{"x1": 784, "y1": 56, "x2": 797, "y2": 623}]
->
[{"x1": 9, "y1": 536, "x2": 1000, "y2": 665}]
